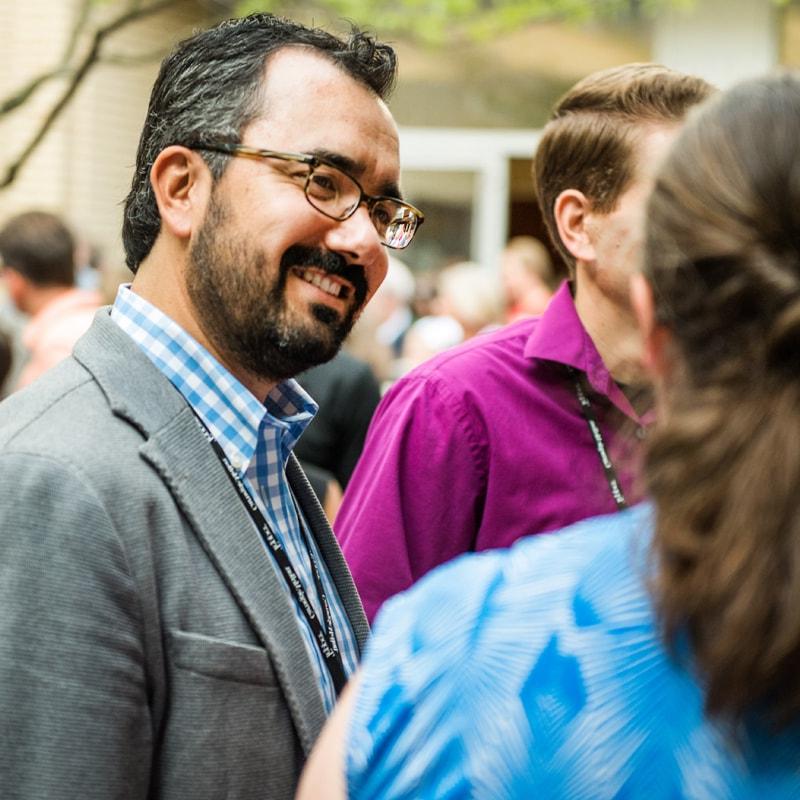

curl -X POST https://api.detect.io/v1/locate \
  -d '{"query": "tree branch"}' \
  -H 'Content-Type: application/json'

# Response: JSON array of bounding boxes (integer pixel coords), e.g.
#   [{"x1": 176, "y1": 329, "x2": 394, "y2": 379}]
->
[
  {"x1": 0, "y1": 0, "x2": 181, "y2": 189},
  {"x1": 62, "y1": 0, "x2": 95, "y2": 66},
  {"x1": 98, "y1": 46, "x2": 171, "y2": 67},
  {"x1": 0, "y1": 68, "x2": 72, "y2": 117},
  {"x1": 0, "y1": 0, "x2": 95, "y2": 117}
]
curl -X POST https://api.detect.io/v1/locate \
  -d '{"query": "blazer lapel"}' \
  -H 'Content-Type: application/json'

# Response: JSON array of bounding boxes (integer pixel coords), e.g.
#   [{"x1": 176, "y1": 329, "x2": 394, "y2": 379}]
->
[
  {"x1": 73, "y1": 312, "x2": 327, "y2": 753},
  {"x1": 287, "y1": 455, "x2": 369, "y2": 650}
]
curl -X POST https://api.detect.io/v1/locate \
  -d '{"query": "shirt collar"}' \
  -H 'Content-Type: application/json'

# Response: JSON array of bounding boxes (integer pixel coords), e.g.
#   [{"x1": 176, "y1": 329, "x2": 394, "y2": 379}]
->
[
  {"x1": 524, "y1": 281, "x2": 645, "y2": 422},
  {"x1": 262, "y1": 380, "x2": 318, "y2": 464},
  {"x1": 110, "y1": 284, "x2": 317, "y2": 471}
]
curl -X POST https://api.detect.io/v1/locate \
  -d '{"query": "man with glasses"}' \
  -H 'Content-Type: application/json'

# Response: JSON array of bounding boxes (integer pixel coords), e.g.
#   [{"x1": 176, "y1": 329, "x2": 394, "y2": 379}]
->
[{"x1": 0, "y1": 14, "x2": 420, "y2": 800}]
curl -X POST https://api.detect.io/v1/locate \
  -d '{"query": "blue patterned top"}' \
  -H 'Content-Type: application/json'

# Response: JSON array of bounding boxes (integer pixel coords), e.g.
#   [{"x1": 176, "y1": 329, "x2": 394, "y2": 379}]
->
[
  {"x1": 347, "y1": 504, "x2": 800, "y2": 799},
  {"x1": 110, "y1": 285, "x2": 358, "y2": 713}
]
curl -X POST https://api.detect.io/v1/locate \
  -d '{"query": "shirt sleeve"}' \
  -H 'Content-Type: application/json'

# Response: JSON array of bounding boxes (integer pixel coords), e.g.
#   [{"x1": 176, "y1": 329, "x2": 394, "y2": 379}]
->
[{"x1": 334, "y1": 371, "x2": 487, "y2": 622}]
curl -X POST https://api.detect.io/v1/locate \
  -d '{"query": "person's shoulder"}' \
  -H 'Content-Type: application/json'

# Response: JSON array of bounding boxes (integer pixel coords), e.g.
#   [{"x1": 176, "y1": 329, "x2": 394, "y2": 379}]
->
[
  {"x1": 380, "y1": 503, "x2": 652, "y2": 633},
  {"x1": 507, "y1": 502, "x2": 653, "y2": 587},
  {"x1": 299, "y1": 350, "x2": 379, "y2": 402},
  {"x1": 350, "y1": 505, "x2": 656, "y2": 798},
  {"x1": 331, "y1": 348, "x2": 371, "y2": 374},
  {"x1": 367, "y1": 502, "x2": 655, "y2": 694},
  {"x1": 0, "y1": 359, "x2": 94, "y2": 444},
  {"x1": 0, "y1": 347, "x2": 144, "y2": 472}
]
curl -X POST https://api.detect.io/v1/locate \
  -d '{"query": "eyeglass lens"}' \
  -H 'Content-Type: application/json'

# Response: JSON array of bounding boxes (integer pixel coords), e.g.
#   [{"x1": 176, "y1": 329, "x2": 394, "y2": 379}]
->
[{"x1": 305, "y1": 163, "x2": 417, "y2": 249}]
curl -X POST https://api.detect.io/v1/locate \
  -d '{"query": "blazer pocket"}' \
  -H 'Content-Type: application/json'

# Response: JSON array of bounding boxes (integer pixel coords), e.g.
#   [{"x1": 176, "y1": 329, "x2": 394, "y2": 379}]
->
[{"x1": 168, "y1": 629, "x2": 278, "y2": 688}]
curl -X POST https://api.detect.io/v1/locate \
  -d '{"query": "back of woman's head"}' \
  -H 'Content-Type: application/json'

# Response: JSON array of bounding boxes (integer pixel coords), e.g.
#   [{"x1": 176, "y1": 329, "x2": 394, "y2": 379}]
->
[{"x1": 644, "y1": 72, "x2": 800, "y2": 731}]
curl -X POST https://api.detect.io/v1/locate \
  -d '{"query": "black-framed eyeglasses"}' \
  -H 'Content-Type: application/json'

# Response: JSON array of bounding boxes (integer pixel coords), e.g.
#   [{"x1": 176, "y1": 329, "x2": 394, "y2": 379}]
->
[{"x1": 188, "y1": 141, "x2": 424, "y2": 249}]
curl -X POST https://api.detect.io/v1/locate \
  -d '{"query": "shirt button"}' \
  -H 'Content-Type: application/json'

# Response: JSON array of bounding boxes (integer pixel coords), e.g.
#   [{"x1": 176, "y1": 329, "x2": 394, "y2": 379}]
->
[{"x1": 636, "y1": 427, "x2": 646, "y2": 440}]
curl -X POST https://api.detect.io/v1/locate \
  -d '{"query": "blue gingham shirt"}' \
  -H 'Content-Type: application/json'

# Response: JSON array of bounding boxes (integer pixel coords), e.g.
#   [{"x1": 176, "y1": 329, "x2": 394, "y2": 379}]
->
[{"x1": 111, "y1": 285, "x2": 358, "y2": 712}]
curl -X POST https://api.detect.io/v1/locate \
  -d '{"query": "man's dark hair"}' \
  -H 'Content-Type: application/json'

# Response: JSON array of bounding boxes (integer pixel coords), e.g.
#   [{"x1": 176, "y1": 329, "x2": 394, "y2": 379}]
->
[
  {"x1": 0, "y1": 211, "x2": 75, "y2": 287},
  {"x1": 122, "y1": 13, "x2": 397, "y2": 273}
]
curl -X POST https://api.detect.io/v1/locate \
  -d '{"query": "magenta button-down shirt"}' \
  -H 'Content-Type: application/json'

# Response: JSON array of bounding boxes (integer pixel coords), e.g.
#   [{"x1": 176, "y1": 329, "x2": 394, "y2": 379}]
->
[{"x1": 336, "y1": 283, "x2": 649, "y2": 622}]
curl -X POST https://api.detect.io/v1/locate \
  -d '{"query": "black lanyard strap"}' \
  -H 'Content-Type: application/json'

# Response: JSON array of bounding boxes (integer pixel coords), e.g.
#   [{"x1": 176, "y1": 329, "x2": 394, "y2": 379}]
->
[
  {"x1": 195, "y1": 418, "x2": 348, "y2": 694},
  {"x1": 567, "y1": 367, "x2": 628, "y2": 511}
]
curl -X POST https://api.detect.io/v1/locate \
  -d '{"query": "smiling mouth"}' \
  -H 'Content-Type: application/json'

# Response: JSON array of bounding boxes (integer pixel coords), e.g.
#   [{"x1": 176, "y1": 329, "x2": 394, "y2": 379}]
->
[{"x1": 293, "y1": 267, "x2": 352, "y2": 300}]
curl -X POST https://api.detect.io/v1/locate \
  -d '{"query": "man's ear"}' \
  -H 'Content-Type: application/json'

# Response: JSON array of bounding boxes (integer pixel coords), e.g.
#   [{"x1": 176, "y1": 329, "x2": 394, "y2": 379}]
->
[
  {"x1": 149, "y1": 146, "x2": 212, "y2": 241},
  {"x1": 631, "y1": 271, "x2": 672, "y2": 381},
  {"x1": 554, "y1": 189, "x2": 596, "y2": 264}
]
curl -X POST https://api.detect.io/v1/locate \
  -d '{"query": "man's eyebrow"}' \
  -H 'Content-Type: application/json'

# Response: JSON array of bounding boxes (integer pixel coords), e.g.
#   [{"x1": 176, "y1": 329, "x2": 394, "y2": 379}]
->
[{"x1": 309, "y1": 148, "x2": 403, "y2": 200}]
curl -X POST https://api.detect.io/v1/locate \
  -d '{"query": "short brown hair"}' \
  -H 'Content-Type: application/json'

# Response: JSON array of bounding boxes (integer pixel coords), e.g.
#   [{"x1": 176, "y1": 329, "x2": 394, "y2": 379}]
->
[
  {"x1": 645, "y1": 72, "x2": 800, "y2": 731},
  {"x1": 0, "y1": 211, "x2": 75, "y2": 287},
  {"x1": 533, "y1": 63, "x2": 714, "y2": 277}
]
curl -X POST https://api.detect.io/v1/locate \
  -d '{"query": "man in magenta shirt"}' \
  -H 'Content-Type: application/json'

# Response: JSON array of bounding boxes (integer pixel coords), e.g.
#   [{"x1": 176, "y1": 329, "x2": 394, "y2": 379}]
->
[{"x1": 336, "y1": 64, "x2": 714, "y2": 623}]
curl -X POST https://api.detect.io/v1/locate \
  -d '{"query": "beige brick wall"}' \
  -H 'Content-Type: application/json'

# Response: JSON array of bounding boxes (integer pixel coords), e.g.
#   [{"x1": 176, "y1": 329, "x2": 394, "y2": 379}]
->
[{"x1": 0, "y1": 0, "x2": 208, "y2": 296}]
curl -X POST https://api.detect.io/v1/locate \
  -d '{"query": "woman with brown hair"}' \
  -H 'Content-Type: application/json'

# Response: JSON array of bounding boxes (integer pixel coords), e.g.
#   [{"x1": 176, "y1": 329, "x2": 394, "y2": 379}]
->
[{"x1": 298, "y1": 72, "x2": 800, "y2": 799}]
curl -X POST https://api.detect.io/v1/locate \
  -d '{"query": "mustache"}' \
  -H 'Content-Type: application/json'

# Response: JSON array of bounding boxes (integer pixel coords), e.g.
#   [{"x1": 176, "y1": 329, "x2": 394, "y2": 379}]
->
[{"x1": 280, "y1": 245, "x2": 369, "y2": 307}]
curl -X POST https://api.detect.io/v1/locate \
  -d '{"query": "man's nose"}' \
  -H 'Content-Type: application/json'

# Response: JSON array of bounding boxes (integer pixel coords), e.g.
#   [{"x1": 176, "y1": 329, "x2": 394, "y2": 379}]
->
[{"x1": 323, "y1": 204, "x2": 382, "y2": 263}]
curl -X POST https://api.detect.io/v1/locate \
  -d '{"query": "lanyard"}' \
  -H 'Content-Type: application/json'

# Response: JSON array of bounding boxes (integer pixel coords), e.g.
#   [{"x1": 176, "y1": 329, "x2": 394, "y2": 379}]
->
[
  {"x1": 567, "y1": 367, "x2": 628, "y2": 511},
  {"x1": 194, "y1": 417, "x2": 348, "y2": 694}
]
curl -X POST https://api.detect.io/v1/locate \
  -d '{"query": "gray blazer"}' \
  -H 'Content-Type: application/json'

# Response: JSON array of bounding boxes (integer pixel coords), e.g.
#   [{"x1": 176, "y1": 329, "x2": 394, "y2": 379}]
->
[{"x1": 0, "y1": 310, "x2": 369, "y2": 800}]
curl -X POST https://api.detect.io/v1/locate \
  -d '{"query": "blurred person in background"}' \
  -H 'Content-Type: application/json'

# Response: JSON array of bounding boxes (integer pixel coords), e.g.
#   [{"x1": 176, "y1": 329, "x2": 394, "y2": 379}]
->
[
  {"x1": 399, "y1": 260, "x2": 502, "y2": 371},
  {"x1": 408, "y1": 270, "x2": 438, "y2": 319},
  {"x1": 373, "y1": 256, "x2": 416, "y2": 358},
  {"x1": 0, "y1": 328, "x2": 12, "y2": 397},
  {"x1": 0, "y1": 278, "x2": 26, "y2": 396},
  {"x1": 435, "y1": 260, "x2": 503, "y2": 339},
  {"x1": 500, "y1": 235, "x2": 560, "y2": 321},
  {"x1": 298, "y1": 461, "x2": 345, "y2": 525},
  {"x1": 0, "y1": 211, "x2": 101, "y2": 389},
  {"x1": 398, "y1": 313, "x2": 464, "y2": 372},
  {"x1": 346, "y1": 255, "x2": 416, "y2": 386},
  {"x1": 300, "y1": 70, "x2": 800, "y2": 800},
  {"x1": 73, "y1": 237, "x2": 103, "y2": 292},
  {"x1": 296, "y1": 350, "x2": 382, "y2": 522},
  {"x1": 336, "y1": 64, "x2": 713, "y2": 624}
]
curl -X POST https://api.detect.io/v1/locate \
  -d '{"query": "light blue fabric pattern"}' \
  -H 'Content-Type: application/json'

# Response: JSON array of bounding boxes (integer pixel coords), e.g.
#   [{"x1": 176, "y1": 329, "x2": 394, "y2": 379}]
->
[
  {"x1": 111, "y1": 285, "x2": 357, "y2": 712},
  {"x1": 348, "y1": 504, "x2": 800, "y2": 799}
]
